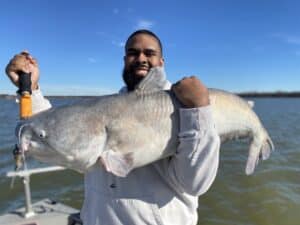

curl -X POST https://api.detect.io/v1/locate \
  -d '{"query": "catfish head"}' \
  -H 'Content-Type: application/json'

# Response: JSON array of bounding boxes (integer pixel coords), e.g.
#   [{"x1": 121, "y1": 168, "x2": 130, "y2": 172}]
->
[{"x1": 17, "y1": 104, "x2": 107, "y2": 172}]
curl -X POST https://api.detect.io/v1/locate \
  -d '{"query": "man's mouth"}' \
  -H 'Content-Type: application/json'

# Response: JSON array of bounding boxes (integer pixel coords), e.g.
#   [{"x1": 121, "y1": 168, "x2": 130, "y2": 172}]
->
[
  {"x1": 135, "y1": 66, "x2": 149, "y2": 71},
  {"x1": 132, "y1": 66, "x2": 150, "y2": 76}
]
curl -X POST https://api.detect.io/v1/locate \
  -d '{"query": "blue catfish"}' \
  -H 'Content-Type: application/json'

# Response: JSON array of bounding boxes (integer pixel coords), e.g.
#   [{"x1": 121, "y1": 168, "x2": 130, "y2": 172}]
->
[{"x1": 17, "y1": 68, "x2": 274, "y2": 177}]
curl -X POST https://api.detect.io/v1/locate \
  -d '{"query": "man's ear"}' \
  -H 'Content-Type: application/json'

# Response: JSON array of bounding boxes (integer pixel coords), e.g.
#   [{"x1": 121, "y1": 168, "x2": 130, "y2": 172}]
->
[{"x1": 159, "y1": 58, "x2": 165, "y2": 66}]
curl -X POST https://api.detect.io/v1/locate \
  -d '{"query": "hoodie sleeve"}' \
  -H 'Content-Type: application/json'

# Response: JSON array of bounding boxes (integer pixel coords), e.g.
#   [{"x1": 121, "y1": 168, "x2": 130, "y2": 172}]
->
[
  {"x1": 17, "y1": 87, "x2": 52, "y2": 114},
  {"x1": 155, "y1": 105, "x2": 220, "y2": 196}
]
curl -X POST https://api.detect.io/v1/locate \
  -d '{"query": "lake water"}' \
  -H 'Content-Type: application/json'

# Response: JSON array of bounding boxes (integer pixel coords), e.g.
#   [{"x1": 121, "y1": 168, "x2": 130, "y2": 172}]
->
[{"x1": 0, "y1": 97, "x2": 299, "y2": 225}]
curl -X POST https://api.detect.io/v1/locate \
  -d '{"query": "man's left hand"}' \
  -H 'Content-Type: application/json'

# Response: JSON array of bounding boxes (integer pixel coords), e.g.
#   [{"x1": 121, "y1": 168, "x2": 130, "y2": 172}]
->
[{"x1": 172, "y1": 76, "x2": 209, "y2": 108}]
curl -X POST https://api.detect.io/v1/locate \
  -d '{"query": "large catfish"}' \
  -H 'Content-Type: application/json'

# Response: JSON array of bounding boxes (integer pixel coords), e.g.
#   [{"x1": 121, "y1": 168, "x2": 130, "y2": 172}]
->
[{"x1": 17, "y1": 68, "x2": 274, "y2": 176}]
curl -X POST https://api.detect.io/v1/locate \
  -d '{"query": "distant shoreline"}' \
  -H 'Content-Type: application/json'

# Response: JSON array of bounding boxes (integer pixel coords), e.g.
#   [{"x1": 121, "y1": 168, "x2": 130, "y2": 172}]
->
[
  {"x1": 1, "y1": 92, "x2": 300, "y2": 99},
  {"x1": 237, "y1": 92, "x2": 300, "y2": 98}
]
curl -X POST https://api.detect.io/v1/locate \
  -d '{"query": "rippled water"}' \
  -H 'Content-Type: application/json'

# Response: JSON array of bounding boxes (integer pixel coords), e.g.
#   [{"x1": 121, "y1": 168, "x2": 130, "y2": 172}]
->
[{"x1": 1, "y1": 97, "x2": 299, "y2": 225}]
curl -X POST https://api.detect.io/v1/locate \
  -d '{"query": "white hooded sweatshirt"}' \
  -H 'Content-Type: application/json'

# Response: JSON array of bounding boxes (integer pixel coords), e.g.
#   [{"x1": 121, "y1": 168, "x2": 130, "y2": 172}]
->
[{"x1": 27, "y1": 72, "x2": 220, "y2": 225}]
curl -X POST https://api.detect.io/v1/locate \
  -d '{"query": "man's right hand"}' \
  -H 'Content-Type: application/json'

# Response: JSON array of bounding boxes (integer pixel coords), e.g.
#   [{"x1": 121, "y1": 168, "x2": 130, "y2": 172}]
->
[
  {"x1": 5, "y1": 51, "x2": 40, "y2": 91},
  {"x1": 172, "y1": 76, "x2": 210, "y2": 108}
]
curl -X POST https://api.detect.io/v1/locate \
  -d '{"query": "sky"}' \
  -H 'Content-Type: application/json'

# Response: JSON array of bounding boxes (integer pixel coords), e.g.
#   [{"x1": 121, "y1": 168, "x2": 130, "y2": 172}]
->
[{"x1": 0, "y1": 0, "x2": 299, "y2": 95}]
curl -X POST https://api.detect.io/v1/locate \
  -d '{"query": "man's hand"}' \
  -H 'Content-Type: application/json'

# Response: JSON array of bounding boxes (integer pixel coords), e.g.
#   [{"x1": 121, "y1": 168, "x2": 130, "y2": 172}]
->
[
  {"x1": 5, "y1": 50, "x2": 39, "y2": 90},
  {"x1": 172, "y1": 76, "x2": 209, "y2": 108}
]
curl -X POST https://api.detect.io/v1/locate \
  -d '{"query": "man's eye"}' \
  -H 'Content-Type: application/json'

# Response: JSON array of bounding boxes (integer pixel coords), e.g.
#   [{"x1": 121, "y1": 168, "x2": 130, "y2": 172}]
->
[
  {"x1": 126, "y1": 52, "x2": 134, "y2": 56},
  {"x1": 126, "y1": 50, "x2": 139, "y2": 56},
  {"x1": 145, "y1": 51, "x2": 156, "y2": 57}
]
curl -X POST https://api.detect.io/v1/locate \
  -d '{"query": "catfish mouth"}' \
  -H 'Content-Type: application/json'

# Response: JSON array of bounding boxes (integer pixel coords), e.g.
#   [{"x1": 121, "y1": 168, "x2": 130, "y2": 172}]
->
[
  {"x1": 16, "y1": 123, "x2": 32, "y2": 153},
  {"x1": 18, "y1": 123, "x2": 57, "y2": 158},
  {"x1": 18, "y1": 124, "x2": 82, "y2": 169}
]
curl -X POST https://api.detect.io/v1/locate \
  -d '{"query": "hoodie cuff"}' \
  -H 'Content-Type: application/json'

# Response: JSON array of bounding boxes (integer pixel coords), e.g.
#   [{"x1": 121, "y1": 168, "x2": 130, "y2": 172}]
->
[
  {"x1": 15, "y1": 86, "x2": 52, "y2": 114},
  {"x1": 179, "y1": 105, "x2": 214, "y2": 133},
  {"x1": 31, "y1": 86, "x2": 44, "y2": 99}
]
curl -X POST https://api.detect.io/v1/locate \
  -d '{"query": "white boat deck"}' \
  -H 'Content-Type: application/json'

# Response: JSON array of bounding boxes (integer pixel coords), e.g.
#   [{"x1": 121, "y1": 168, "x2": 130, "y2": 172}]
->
[
  {"x1": 0, "y1": 166, "x2": 82, "y2": 225},
  {"x1": 0, "y1": 198, "x2": 81, "y2": 225}
]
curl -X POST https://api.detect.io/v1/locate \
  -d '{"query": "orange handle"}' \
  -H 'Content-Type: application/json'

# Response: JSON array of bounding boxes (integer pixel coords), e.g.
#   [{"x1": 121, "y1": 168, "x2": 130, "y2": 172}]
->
[{"x1": 20, "y1": 92, "x2": 32, "y2": 119}]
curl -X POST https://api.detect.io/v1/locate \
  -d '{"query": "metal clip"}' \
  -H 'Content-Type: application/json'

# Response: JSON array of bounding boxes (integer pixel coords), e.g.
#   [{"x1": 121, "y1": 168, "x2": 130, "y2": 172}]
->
[
  {"x1": 13, "y1": 144, "x2": 23, "y2": 171},
  {"x1": 10, "y1": 144, "x2": 24, "y2": 188}
]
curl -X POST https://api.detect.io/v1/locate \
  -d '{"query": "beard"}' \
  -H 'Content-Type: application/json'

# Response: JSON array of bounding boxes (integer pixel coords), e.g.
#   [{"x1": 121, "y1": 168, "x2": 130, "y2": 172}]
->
[
  {"x1": 122, "y1": 69, "x2": 144, "y2": 91},
  {"x1": 122, "y1": 63, "x2": 151, "y2": 91}
]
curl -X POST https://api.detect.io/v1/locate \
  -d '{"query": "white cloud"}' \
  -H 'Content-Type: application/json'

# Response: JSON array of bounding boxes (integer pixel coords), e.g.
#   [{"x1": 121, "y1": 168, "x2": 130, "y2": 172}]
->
[
  {"x1": 286, "y1": 36, "x2": 300, "y2": 45},
  {"x1": 272, "y1": 33, "x2": 300, "y2": 45},
  {"x1": 88, "y1": 57, "x2": 97, "y2": 63},
  {"x1": 135, "y1": 19, "x2": 154, "y2": 29},
  {"x1": 96, "y1": 31, "x2": 124, "y2": 48},
  {"x1": 113, "y1": 8, "x2": 119, "y2": 14},
  {"x1": 112, "y1": 40, "x2": 125, "y2": 47},
  {"x1": 127, "y1": 8, "x2": 134, "y2": 13},
  {"x1": 253, "y1": 46, "x2": 264, "y2": 52}
]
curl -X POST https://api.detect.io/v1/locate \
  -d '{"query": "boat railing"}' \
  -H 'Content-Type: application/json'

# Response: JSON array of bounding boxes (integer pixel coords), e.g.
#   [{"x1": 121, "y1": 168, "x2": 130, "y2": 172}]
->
[{"x1": 6, "y1": 166, "x2": 66, "y2": 218}]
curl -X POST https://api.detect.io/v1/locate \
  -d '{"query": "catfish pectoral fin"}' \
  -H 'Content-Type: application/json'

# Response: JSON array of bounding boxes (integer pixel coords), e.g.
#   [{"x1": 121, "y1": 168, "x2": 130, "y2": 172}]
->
[{"x1": 100, "y1": 150, "x2": 134, "y2": 177}]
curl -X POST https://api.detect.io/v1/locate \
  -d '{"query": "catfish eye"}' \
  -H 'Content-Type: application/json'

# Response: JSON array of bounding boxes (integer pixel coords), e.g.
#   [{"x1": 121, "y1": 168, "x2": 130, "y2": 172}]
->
[{"x1": 38, "y1": 130, "x2": 46, "y2": 138}]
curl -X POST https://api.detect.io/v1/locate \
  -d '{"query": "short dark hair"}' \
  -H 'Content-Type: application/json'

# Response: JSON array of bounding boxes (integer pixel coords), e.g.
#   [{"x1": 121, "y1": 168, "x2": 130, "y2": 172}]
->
[{"x1": 125, "y1": 29, "x2": 163, "y2": 56}]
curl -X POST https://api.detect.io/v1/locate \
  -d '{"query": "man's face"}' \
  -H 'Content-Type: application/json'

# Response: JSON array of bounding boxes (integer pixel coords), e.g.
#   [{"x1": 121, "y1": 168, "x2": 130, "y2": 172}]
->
[{"x1": 123, "y1": 34, "x2": 164, "y2": 89}]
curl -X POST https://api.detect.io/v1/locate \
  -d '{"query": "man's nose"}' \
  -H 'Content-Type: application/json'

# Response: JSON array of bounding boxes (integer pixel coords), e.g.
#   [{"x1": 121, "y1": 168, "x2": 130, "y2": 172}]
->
[{"x1": 136, "y1": 53, "x2": 147, "y2": 63}]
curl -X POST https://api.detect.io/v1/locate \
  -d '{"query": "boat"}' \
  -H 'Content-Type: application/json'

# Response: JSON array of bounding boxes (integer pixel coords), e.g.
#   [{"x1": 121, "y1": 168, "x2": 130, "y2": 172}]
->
[{"x1": 0, "y1": 166, "x2": 82, "y2": 225}]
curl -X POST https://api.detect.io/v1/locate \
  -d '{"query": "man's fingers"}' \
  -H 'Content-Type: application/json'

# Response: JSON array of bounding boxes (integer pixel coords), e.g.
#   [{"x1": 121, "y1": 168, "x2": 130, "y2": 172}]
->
[
  {"x1": 19, "y1": 51, "x2": 38, "y2": 65},
  {"x1": 171, "y1": 80, "x2": 182, "y2": 90},
  {"x1": 6, "y1": 60, "x2": 30, "y2": 78},
  {"x1": 172, "y1": 75, "x2": 209, "y2": 108},
  {"x1": 21, "y1": 50, "x2": 30, "y2": 56},
  {"x1": 173, "y1": 81, "x2": 180, "y2": 87},
  {"x1": 173, "y1": 76, "x2": 189, "y2": 87},
  {"x1": 7, "y1": 71, "x2": 19, "y2": 86},
  {"x1": 29, "y1": 57, "x2": 38, "y2": 66},
  {"x1": 10, "y1": 71, "x2": 19, "y2": 81},
  {"x1": 174, "y1": 76, "x2": 197, "y2": 84},
  {"x1": 5, "y1": 50, "x2": 39, "y2": 89}
]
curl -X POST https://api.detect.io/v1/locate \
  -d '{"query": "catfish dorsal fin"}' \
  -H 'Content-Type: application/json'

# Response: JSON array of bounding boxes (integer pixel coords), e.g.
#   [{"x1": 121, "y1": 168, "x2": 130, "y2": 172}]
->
[
  {"x1": 247, "y1": 100, "x2": 255, "y2": 108},
  {"x1": 135, "y1": 67, "x2": 168, "y2": 92}
]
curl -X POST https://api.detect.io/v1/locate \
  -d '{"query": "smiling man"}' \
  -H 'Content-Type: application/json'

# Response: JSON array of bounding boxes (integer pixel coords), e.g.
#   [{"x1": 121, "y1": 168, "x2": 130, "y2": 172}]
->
[
  {"x1": 6, "y1": 29, "x2": 220, "y2": 225},
  {"x1": 122, "y1": 30, "x2": 164, "y2": 91}
]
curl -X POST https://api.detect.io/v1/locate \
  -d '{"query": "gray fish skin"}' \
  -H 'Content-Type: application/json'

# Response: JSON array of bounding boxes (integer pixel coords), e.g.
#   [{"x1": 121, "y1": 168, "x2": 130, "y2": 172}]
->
[
  {"x1": 19, "y1": 91, "x2": 179, "y2": 177},
  {"x1": 209, "y1": 89, "x2": 274, "y2": 174},
  {"x1": 18, "y1": 88, "x2": 274, "y2": 177}
]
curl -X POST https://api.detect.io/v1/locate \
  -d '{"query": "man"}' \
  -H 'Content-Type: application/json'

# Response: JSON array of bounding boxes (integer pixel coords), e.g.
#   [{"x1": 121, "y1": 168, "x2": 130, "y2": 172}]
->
[{"x1": 6, "y1": 29, "x2": 220, "y2": 225}]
